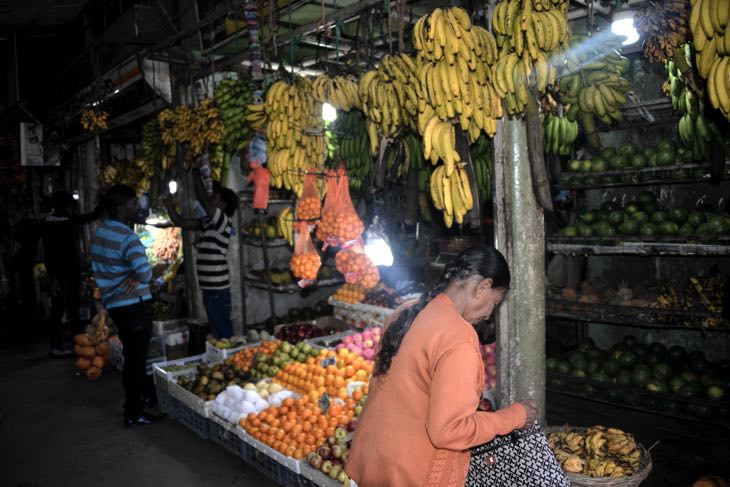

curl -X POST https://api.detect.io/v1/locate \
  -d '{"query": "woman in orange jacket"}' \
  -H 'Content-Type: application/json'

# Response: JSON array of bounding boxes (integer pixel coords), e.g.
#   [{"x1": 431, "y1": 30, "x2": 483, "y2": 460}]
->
[{"x1": 345, "y1": 247, "x2": 537, "y2": 487}]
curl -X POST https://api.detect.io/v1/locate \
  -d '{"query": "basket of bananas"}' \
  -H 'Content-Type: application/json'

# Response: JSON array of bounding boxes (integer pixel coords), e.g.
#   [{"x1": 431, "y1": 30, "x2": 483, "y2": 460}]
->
[{"x1": 545, "y1": 425, "x2": 652, "y2": 486}]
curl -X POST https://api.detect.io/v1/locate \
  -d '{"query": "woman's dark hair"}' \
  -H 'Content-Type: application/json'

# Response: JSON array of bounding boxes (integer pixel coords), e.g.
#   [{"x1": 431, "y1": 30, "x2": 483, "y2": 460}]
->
[
  {"x1": 103, "y1": 184, "x2": 136, "y2": 218},
  {"x1": 213, "y1": 182, "x2": 239, "y2": 216},
  {"x1": 374, "y1": 246, "x2": 510, "y2": 377}
]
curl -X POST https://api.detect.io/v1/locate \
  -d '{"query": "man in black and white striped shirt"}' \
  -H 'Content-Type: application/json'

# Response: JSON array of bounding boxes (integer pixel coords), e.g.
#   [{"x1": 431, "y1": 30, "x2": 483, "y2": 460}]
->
[{"x1": 162, "y1": 169, "x2": 238, "y2": 338}]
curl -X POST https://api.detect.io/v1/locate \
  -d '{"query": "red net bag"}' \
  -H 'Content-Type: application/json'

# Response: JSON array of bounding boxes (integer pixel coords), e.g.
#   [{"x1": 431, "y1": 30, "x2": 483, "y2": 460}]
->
[
  {"x1": 359, "y1": 264, "x2": 380, "y2": 290},
  {"x1": 333, "y1": 167, "x2": 364, "y2": 247},
  {"x1": 296, "y1": 169, "x2": 322, "y2": 221},
  {"x1": 315, "y1": 170, "x2": 339, "y2": 249},
  {"x1": 335, "y1": 240, "x2": 368, "y2": 284},
  {"x1": 333, "y1": 283, "x2": 366, "y2": 304},
  {"x1": 290, "y1": 221, "x2": 321, "y2": 286}
]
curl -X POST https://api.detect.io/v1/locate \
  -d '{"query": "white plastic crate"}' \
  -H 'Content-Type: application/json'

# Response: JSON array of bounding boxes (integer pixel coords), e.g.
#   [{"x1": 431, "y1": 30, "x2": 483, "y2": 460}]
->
[
  {"x1": 303, "y1": 329, "x2": 356, "y2": 349},
  {"x1": 237, "y1": 426, "x2": 302, "y2": 474},
  {"x1": 299, "y1": 462, "x2": 345, "y2": 487},
  {"x1": 205, "y1": 341, "x2": 257, "y2": 363},
  {"x1": 167, "y1": 374, "x2": 214, "y2": 417},
  {"x1": 152, "y1": 354, "x2": 206, "y2": 394}
]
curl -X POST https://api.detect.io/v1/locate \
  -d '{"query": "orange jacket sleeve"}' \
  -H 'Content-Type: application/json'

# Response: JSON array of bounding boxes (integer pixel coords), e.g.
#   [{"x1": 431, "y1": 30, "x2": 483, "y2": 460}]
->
[{"x1": 426, "y1": 342, "x2": 527, "y2": 451}]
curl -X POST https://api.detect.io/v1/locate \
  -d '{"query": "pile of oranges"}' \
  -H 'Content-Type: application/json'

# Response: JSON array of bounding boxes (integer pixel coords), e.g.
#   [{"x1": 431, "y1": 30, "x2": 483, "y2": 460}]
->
[
  {"x1": 229, "y1": 340, "x2": 281, "y2": 371},
  {"x1": 333, "y1": 283, "x2": 367, "y2": 304},
  {"x1": 290, "y1": 253, "x2": 321, "y2": 280},
  {"x1": 272, "y1": 348, "x2": 372, "y2": 401},
  {"x1": 296, "y1": 196, "x2": 321, "y2": 221},
  {"x1": 335, "y1": 249, "x2": 369, "y2": 282},
  {"x1": 359, "y1": 265, "x2": 380, "y2": 290},
  {"x1": 239, "y1": 395, "x2": 357, "y2": 459}
]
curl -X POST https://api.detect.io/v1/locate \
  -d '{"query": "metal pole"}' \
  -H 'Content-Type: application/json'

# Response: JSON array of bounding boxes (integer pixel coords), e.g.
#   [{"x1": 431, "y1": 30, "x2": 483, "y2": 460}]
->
[
  {"x1": 256, "y1": 211, "x2": 277, "y2": 330},
  {"x1": 493, "y1": 117, "x2": 546, "y2": 421}
]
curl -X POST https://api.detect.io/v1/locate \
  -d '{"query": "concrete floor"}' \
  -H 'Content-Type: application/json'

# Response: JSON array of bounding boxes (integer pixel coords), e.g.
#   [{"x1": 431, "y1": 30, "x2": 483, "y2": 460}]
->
[
  {"x1": 0, "y1": 342, "x2": 277, "y2": 487},
  {"x1": 2, "y1": 341, "x2": 727, "y2": 487}
]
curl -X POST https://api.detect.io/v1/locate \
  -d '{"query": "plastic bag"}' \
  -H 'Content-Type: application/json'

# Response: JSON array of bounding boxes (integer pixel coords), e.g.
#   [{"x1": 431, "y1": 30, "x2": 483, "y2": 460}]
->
[
  {"x1": 315, "y1": 170, "x2": 340, "y2": 249},
  {"x1": 290, "y1": 221, "x2": 321, "y2": 286},
  {"x1": 333, "y1": 167, "x2": 364, "y2": 247},
  {"x1": 296, "y1": 169, "x2": 321, "y2": 221}
]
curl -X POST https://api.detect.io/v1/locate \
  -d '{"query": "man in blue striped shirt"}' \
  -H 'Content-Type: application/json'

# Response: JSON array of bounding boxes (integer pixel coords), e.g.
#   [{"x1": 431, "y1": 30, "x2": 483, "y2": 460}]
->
[{"x1": 90, "y1": 184, "x2": 161, "y2": 426}]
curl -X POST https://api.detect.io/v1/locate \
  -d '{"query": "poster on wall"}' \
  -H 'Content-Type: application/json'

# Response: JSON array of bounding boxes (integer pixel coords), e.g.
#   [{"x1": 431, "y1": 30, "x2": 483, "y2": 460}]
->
[{"x1": 19, "y1": 122, "x2": 46, "y2": 166}]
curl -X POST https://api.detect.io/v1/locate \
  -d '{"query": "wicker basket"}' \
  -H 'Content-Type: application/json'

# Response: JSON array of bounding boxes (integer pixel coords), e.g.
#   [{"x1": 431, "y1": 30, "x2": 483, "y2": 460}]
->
[{"x1": 544, "y1": 426, "x2": 652, "y2": 487}]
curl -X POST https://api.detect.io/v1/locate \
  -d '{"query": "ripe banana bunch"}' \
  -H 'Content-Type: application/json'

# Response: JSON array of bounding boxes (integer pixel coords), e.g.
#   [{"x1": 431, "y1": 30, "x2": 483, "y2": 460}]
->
[
  {"x1": 429, "y1": 163, "x2": 473, "y2": 227},
  {"x1": 558, "y1": 40, "x2": 631, "y2": 148},
  {"x1": 359, "y1": 53, "x2": 420, "y2": 154},
  {"x1": 413, "y1": 7, "x2": 502, "y2": 141},
  {"x1": 214, "y1": 78, "x2": 254, "y2": 155},
  {"x1": 264, "y1": 77, "x2": 326, "y2": 194},
  {"x1": 141, "y1": 119, "x2": 169, "y2": 173},
  {"x1": 311, "y1": 75, "x2": 361, "y2": 112},
  {"x1": 542, "y1": 113, "x2": 578, "y2": 156},
  {"x1": 635, "y1": 0, "x2": 691, "y2": 63},
  {"x1": 99, "y1": 159, "x2": 152, "y2": 195},
  {"x1": 549, "y1": 426, "x2": 642, "y2": 478},
  {"x1": 157, "y1": 99, "x2": 225, "y2": 156},
  {"x1": 336, "y1": 111, "x2": 372, "y2": 191},
  {"x1": 81, "y1": 110, "x2": 109, "y2": 132},
  {"x1": 244, "y1": 102, "x2": 267, "y2": 130},
  {"x1": 492, "y1": 0, "x2": 570, "y2": 113},
  {"x1": 691, "y1": 0, "x2": 730, "y2": 120},
  {"x1": 277, "y1": 207, "x2": 294, "y2": 246},
  {"x1": 423, "y1": 116, "x2": 461, "y2": 176},
  {"x1": 668, "y1": 44, "x2": 722, "y2": 159},
  {"x1": 470, "y1": 134, "x2": 493, "y2": 202}
]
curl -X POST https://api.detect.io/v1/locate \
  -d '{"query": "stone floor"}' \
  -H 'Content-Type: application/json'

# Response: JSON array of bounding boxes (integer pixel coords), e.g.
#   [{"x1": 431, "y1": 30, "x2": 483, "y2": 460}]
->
[{"x1": 1, "y1": 340, "x2": 727, "y2": 487}]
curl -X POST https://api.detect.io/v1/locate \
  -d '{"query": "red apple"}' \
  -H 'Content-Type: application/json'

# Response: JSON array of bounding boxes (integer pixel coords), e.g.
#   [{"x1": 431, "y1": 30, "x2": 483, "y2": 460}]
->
[
  {"x1": 321, "y1": 460, "x2": 334, "y2": 474},
  {"x1": 318, "y1": 445, "x2": 332, "y2": 460}
]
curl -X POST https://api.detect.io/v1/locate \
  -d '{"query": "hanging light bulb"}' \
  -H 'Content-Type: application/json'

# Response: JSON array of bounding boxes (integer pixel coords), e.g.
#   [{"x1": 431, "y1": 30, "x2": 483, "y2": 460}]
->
[
  {"x1": 72, "y1": 190, "x2": 80, "y2": 201},
  {"x1": 322, "y1": 102, "x2": 338, "y2": 123},
  {"x1": 363, "y1": 216, "x2": 394, "y2": 267},
  {"x1": 168, "y1": 179, "x2": 178, "y2": 195},
  {"x1": 611, "y1": 7, "x2": 640, "y2": 45}
]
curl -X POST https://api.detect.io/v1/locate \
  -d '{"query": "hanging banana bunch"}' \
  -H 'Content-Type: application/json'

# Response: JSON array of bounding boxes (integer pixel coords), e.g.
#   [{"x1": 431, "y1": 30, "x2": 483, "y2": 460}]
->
[
  {"x1": 429, "y1": 160, "x2": 474, "y2": 228},
  {"x1": 358, "y1": 53, "x2": 420, "y2": 155},
  {"x1": 214, "y1": 78, "x2": 255, "y2": 155},
  {"x1": 277, "y1": 207, "x2": 294, "y2": 246},
  {"x1": 557, "y1": 36, "x2": 631, "y2": 148},
  {"x1": 690, "y1": 0, "x2": 730, "y2": 121},
  {"x1": 634, "y1": 0, "x2": 691, "y2": 63},
  {"x1": 336, "y1": 111, "x2": 372, "y2": 191},
  {"x1": 81, "y1": 110, "x2": 109, "y2": 132},
  {"x1": 491, "y1": 0, "x2": 571, "y2": 114},
  {"x1": 311, "y1": 75, "x2": 361, "y2": 112},
  {"x1": 542, "y1": 112, "x2": 579, "y2": 156},
  {"x1": 413, "y1": 6, "x2": 502, "y2": 143},
  {"x1": 470, "y1": 135, "x2": 493, "y2": 203},
  {"x1": 263, "y1": 77, "x2": 326, "y2": 195},
  {"x1": 156, "y1": 99, "x2": 225, "y2": 156}
]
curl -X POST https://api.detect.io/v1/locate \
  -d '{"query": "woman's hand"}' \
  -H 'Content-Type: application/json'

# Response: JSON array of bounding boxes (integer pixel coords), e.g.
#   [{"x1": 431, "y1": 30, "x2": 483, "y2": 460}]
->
[{"x1": 519, "y1": 399, "x2": 538, "y2": 429}]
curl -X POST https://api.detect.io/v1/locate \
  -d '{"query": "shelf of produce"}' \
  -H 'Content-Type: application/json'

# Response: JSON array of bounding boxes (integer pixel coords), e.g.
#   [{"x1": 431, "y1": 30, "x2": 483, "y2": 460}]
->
[
  {"x1": 240, "y1": 233, "x2": 290, "y2": 247},
  {"x1": 546, "y1": 371, "x2": 729, "y2": 428},
  {"x1": 555, "y1": 162, "x2": 730, "y2": 190},
  {"x1": 617, "y1": 98, "x2": 677, "y2": 129},
  {"x1": 546, "y1": 299, "x2": 730, "y2": 332},
  {"x1": 547, "y1": 236, "x2": 730, "y2": 256},
  {"x1": 245, "y1": 276, "x2": 344, "y2": 294}
]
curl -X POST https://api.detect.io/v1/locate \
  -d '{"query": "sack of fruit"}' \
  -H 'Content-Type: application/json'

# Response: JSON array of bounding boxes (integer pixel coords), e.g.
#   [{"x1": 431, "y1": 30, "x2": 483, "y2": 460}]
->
[
  {"x1": 315, "y1": 170, "x2": 340, "y2": 249},
  {"x1": 333, "y1": 283, "x2": 366, "y2": 304},
  {"x1": 332, "y1": 167, "x2": 364, "y2": 247},
  {"x1": 296, "y1": 169, "x2": 321, "y2": 221},
  {"x1": 290, "y1": 221, "x2": 321, "y2": 286}
]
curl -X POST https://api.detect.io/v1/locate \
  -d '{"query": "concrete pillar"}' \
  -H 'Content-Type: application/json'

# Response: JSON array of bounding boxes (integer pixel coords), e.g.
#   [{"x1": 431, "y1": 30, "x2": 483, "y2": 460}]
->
[
  {"x1": 226, "y1": 155, "x2": 244, "y2": 335},
  {"x1": 493, "y1": 117, "x2": 546, "y2": 420}
]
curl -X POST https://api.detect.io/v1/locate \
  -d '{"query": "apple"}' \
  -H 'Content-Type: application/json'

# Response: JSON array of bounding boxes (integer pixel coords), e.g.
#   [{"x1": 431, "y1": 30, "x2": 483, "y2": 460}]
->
[
  {"x1": 336, "y1": 343, "x2": 345, "y2": 352},
  {"x1": 351, "y1": 345, "x2": 363, "y2": 356},
  {"x1": 362, "y1": 349, "x2": 375, "y2": 361},
  {"x1": 328, "y1": 436, "x2": 338, "y2": 446},
  {"x1": 341, "y1": 450, "x2": 350, "y2": 464},
  {"x1": 363, "y1": 339, "x2": 374, "y2": 348},
  {"x1": 372, "y1": 335, "x2": 381, "y2": 345},
  {"x1": 306, "y1": 452, "x2": 316, "y2": 464},
  {"x1": 362, "y1": 329, "x2": 373, "y2": 340},
  {"x1": 338, "y1": 470, "x2": 349, "y2": 483},
  {"x1": 335, "y1": 427, "x2": 348, "y2": 440},
  {"x1": 354, "y1": 405, "x2": 363, "y2": 416},
  {"x1": 321, "y1": 460, "x2": 334, "y2": 474},
  {"x1": 348, "y1": 417, "x2": 358, "y2": 431},
  {"x1": 309, "y1": 453, "x2": 323, "y2": 469},
  {"x1": 353, "y1": 334, "x2": 363, "y2": 344},
  {"x1": 329, "y1": 465, "x2": 342, "y2": 480},
  {"x1": 331, "y1": 444, "x2": 344, "y2": 459},
  {"x1": 343, "y1": 335, "x2": 354, "y2": 345},
  {"x1": 318, "y1": 445, "x2": 332, "y2": 460}
]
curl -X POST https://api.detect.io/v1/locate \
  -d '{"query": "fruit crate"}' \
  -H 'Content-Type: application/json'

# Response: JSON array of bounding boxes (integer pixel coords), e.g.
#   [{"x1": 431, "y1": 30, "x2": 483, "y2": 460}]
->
[
  {"x1": 237, "y1": 426, "x2": 302, "y2": 474},
  {"x1": 328, "y1": 297, "x2": 394, "y2": 329},
  {"x1": 152, "y1": 354, "x2": 206, "y2": 395},
  {"x1": 108, "y1": 335, "x2": 167, "y2": 375},
  {"x1": 174, "y1": 399, "x2": 210, "y2": 440},
  {"x1": 304, "y1": 329, "x2": 357, "y2": 349},
  {"x1": 155, "y1": 381, "x2": 182, "y2": 419},
  {"x1": 547, "y1": 371, "x2": 730, "y2": 427},
  {"x1": 209, "y1": 412, "x2": 245, "y2": 458},
  {"x1": 237, "y1": 428, "x2": 302, "y2": 485},
  {"x1": 300, "y1": 462, "x2": 347, "y2": 487},
  {"x1": 166, "y1": 372, "x2": 215, "y2": 417},
  {"x1": 205, "y1": 341, "x2": 258, "y2": 364},
  {"x1": 544, "y1": 426, "x2": 653, "y2": 487}
]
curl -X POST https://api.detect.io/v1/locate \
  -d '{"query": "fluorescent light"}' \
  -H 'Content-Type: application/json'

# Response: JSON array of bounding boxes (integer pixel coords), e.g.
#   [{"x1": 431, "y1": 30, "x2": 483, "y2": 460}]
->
[
  {"x1": 611, "y1": 9, "x2": 639, "y2": 45},
  {"x1": 72, "y1": 190, "x2": 80, "y2": 201},
  {"x1": 113, "y1": 89, "x2": 120, "y2": 94},
  {"x1": 322, "y1": 102, "x2": 337, "y2": 122},
  {"x1": 168, "y1": 179, "x2": 178, "y2": 194}
]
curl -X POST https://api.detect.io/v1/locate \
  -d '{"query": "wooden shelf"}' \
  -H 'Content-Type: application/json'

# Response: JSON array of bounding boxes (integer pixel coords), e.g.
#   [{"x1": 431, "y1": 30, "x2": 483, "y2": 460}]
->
[{"x1": 547, "y1": 237, "x2": 730, "y2": 256}]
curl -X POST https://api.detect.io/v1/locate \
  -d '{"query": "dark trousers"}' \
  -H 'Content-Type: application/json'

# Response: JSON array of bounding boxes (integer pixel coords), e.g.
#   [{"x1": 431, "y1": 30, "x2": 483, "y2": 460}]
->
[
  {"x1": 202, "y1": 288, "x2": 233, "y2": 339},
  {"x1": 108, "y1": 301, "x2": 156, "y2": 418},
  {"x1": 49, "y1": 272, "x2": 81, "y2": 349}
]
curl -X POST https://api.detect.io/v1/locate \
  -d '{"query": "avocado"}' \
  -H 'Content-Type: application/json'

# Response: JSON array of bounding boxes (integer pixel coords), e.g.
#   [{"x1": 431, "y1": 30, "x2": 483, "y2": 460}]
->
[
  {"x1": 678, "y1": 223, "x2": 695, "y2": 236},
  {"x1": 556, "y1": 361, "x2": 570, "y2": 374},
  {"x1": 580, "y1": 160, "x2": 593, "y2": 173},
  {"x1": 617, "y1": 370, "x2": 633, "y2": 386},
  {"x1": 546, "y1": 357, "x2": 558, "y2": 370},
  {"x1": 652, "y1": 363, "x2": 673, "y2": 381},
  {"x1": 642, "y1": 147, "x2": 657, "y2": 159},
  {"x1": 695, "y1": 222, "x2": 716, "y2": 236},
  {"x1": 619, "y1": 351, "x2": 638, "y2": 369},
  {"x1": 707, "y1": 384, "x2": 726, "y2": 400},
  {"x1": 656, "y1": 140, "x2": 677, "y2": 153},
  {"x1": 669, "y1": 377, "x2": 686, "y2": 393},
  {"x1": 649, "y1": 341, "x2": 667, "y2": 356},
  {"x1": 604, "y1": 360, "x2": 621, "y2": 377},
  {"x1": 633, "y1": 344, "x2": 648, "y2": 359},
  {"x1": 641, "y1": 201, "x2": 659, "y2": 214},
  {"x1": 624, "y1": 202, "x2": 639, "y2": 214},
  {"x1": 645, "y1": 352, "x2": 664, "y2": 365},
  {"x1": 676, "y1": 146, "x2": 693, "y2": 163},
  {"x1": 578, "y1": 337, "x2": 596, "y2": 352}
]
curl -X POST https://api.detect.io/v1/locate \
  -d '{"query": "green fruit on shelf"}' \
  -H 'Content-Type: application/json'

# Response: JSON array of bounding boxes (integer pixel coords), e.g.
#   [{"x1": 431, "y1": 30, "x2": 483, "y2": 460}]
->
[
  {"x1": 600, "y1": 147, "x2": 617, "y2": 159},
  {"x1": 586, "y1": 359, "x2": 602, "y2": 374},
  {"x1": 546, "y1": 358, "x2": 558, "y2": 370},
  {"x1": 707, "y1": 384, "x2": 726, "y2": 400},
  {"x1": 631, "y1": 211, "x2": 649, "y2": 223},
  {"x1": 659, "y1": 221, "x2": 679, "y2": 236},
  {"x1": 591, "y1": 157, "x2": 607, "y2": 172},
  {"x1": 609, "y1": 155, "x2": 629, "y2": 170},
  {"x1": 642, "y1": 147, "x2": 657, "y2": 159},
  {"x1": 618, "y1": 142, "x2": 638, "y2": 158},
  {"x1": 618, "y1": 219, "x2": 640, "y2": 235},
  {"x1": 568, "y1": 159, "x2": 582, "y2": 172},
  {"x1": 652, "y1": 362, "x2": 673, "y2": 381},
  {"x1": 688, "y1": 211, "x2": 706, "y2": 227},
  {"x1": 638, "y1": 191, "x2": 657, "y2": 205},
  {"x1": 556, "y1": 361, "x2": 570, "y2": 374},
  {"x1": 669, "y1": 377, "x2": 686, "y2": 393},
  {"x1": 655, "y1": 149, "x2": 676, "y2": 166},
  {"x1": 617, "y1": 370, "x2": 633, "y2": 386},
  {"x1": 633, "y1": 344, "x2": 648, "y2": 359},
  {"x1": 608, "y1": 210, "x2": 625, "y2": 226},
  {"x1": 619, "y1": 351, "x2": 638, "y2": 369},
  {"x1": 631, "y1": 364, "x2": 652, "y2": 387},
  {"x1": 695, "y1": 222, "x2": 716, "y2": 236},
  {"x1": 604, "y1": 360, "x2": 621, "y2": 377},
  {"x1": 581, "y1": 211, "x2": 597, "y2": 224},
  {"x1": 629, "y1": 154, "x2": 647, "y2": 168},
  {"x1": 668, "y1": 208, "x2": 689, "y2": 224},
  {"x1": 679, "y1": 370, "x2": 699, "y2": 383},
  {"x1": 641, "y1": 201, "x2": 659, "y2": 214},
  {"x1": 645, "y1": 352, "x2": 664, "y2": 366},
  {"x1": 649, "y1": 342, "x2": 667, "y2": 356},
  {"x1": 656, "y1": 140, "x2": 677, "y2": 153},
  {"x1": 624, "y1": 203, "x2": 639, "y2": 214},
  {"x1": 651, "y1": 211, "x2": 668, "y2": 224},
  {"x1": 639, "y1": 223, "x2": 658, "y2": 237},
  {"x1": 562, "y1": 225, "x2": 578, "y2": 237},
  {"x1": 571, "y1": 369, "x2": 587, "y2": 378},
  {"x1": 646, "y1": 380, "x2": 668, "y2": 393},
  {"x1": 678, "y1": 382, "x2": 703, "y2": 398},
  {"x1": 580, "y1": 160, "x2": 593, "y2": 173},
  {"x1": 577, "y1": 224, "x2": 594, "y2": 237},
  {"x1": 601, "y1": 201, "x2": 619, "y2": 212},
  {"x1": 678, "y1": 223, "x2": 695, "y2": 236},
  {"x1": 667, "y1": 345, "x2": 687, "y2": 363}
]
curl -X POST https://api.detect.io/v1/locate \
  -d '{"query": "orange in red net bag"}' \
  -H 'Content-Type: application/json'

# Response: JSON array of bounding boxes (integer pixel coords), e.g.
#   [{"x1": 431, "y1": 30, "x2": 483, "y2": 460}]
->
[
  {"x1": 333, "y1": 167, "x2": 365, "y2": 247},
  {"x1": 359, "y1": 264, "x2": 380, "y2": 290},
  {"x1": 315, "y1": 170, "x2": 339, "y2": 249},
  {"x1": 296, "y1": 169, "x2": 322, "y2": 221},
  {"x1": 290, "y1": 221, "x2": 321, "y2": 286},
  {"x1": 335, "y1": 240, "x2": 368, "y2": 283},
  {"x1": 333, "y1": 283, "x2": 366, "y2": 304}
]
